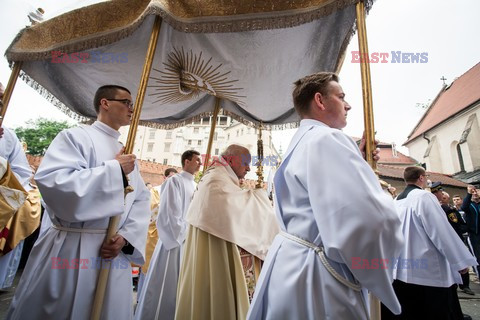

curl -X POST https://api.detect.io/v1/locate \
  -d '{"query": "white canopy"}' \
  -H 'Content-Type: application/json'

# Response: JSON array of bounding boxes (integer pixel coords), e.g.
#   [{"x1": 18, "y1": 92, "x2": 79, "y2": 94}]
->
[{"x1": 5, "y1": 0, "x2": 373, "y2": 128}]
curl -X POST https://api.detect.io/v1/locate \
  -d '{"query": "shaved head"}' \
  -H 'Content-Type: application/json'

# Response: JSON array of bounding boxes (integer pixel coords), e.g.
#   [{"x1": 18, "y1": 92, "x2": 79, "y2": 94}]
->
[{"x1": 221, "y1": 144, "x2": 249, "y2": 158}]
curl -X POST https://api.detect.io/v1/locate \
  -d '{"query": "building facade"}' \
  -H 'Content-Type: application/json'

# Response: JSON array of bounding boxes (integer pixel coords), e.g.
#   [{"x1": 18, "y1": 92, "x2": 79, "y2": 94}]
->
[
  {"x1": 404, "y1": 62, "x2": 480, "y2": 185},
  {"x1": 119, "y1": 115, "x2": 281, "y2": 181}
]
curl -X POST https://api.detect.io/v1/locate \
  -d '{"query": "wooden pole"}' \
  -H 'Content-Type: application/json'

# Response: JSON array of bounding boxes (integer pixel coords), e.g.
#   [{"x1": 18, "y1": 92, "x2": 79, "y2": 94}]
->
[
  {"x1": 356, "y1": 0, "x2": 376, "y2": 170},
  {"x1": 356, "y1": 2, "x2": 381, "y2": 319},
  {"x1": 90, "y1": 15, "x2": 162, "y2": 320},
  {"x1": 202, "y1": 97, "x2": 221, "y2": 173},
  {"x1": 253, "y1": 123, "x2": 265, "y2": 279},
  {"x1": 0, "y1": 62, "x2": 23, "y2": 126},
  {"x1": 255, "y1": 123, "x2": 264, "y2": 189}
]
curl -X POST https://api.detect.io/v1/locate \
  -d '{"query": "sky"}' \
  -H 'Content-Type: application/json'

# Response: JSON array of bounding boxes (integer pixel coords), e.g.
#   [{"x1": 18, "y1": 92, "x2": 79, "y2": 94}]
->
[{"x1": 1, "y1": 0, "x2": 479, "y2": 156}]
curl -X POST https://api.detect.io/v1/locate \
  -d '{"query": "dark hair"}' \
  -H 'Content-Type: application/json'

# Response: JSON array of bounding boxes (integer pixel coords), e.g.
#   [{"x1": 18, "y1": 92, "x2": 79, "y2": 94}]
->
[
  {"x1": 452, "y1": 195, "x2": 461, "y2": 199},
  {"x1": 403, "y1": 166, "x2": 425, "y2": 184},
  {"x1": 181, "y1": 150, "x2": 200, "y2": 167},
  {"x1": 164, "y1": 168, "x2": 178, "y2": 177},
  {"x1": 292, "y1": 72, "x2": 339, "y2": 116},
  {"x1": 93, "y1": 85, "x2": 131, "y2": 113}
]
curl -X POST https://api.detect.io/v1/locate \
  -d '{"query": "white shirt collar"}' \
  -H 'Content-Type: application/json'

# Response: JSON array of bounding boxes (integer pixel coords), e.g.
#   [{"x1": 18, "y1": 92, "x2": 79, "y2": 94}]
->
[
  {"x1": 92, "y1": 121, "x2": 121, "y2": 139},
  {"x1": 180, "y1": 170, "x2": 194, "y2": 181},
  {"x1": 300, "y1": 118, "x2": 329, "y2": 128}
]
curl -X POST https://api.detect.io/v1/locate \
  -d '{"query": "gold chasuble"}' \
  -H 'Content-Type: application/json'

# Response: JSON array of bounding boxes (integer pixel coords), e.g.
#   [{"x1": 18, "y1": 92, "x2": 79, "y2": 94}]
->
[
  {"x1": 142, "y1": 187, "x2": 161, "y2": 274},
  {"x1": 0, "y1": 156, "x2": 32, "y2": 255},
  {"x1": 176, "y1": 164, "x2": 279, "y2": 320},
  {"x1": 1, "y1": 186, "x2": 41, "y2": 254}
]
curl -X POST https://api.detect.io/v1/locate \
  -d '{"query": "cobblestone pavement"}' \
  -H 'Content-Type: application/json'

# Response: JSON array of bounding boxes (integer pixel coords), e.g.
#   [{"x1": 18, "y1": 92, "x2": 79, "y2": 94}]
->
[{"x1": 1, "y1": 271, "x2": 480, "y2": 318}]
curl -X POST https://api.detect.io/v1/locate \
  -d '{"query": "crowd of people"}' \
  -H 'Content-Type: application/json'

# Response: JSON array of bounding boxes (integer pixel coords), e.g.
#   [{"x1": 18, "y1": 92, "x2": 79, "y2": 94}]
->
[{"x1": 0, "y1": 74, "x2": 478, "y2": 320}]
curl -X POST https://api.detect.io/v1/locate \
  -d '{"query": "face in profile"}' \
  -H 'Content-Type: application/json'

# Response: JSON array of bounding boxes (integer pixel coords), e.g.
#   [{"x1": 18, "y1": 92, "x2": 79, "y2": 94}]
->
[
  {"x1": 230, "y1": 152, "x2": 251, "y2": 179},
  {"x1": 102, "y1": 89, "x2": 133, "y2": 128},
  {"x1": 321, "y1": 81, "x2": 351, "y2": 129},
  {"x1": 184, "y1": 154, "x2": 202, "y2": 174},
  {"x1": 432, "y1": 190, "x2": 443, "y2": 203}
]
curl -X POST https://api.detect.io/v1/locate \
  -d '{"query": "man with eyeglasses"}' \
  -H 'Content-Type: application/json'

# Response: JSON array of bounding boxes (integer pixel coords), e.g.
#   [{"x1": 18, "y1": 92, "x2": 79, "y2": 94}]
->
[
  {"x1": 7, "y1": 85, "x2": 150, "y2": 320},
  {"x1": 381, "y1": 166, "x2": 476, "y2": 319}
]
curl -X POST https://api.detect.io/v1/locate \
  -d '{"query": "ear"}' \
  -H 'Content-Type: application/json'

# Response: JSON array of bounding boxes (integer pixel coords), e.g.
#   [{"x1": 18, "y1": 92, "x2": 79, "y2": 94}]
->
[
  {"x1": 99, "y1": 98, "x2": 110, "y2": 111},
  {"x1": 313, "y1": 92, "x2": 326, "y2": 111}
]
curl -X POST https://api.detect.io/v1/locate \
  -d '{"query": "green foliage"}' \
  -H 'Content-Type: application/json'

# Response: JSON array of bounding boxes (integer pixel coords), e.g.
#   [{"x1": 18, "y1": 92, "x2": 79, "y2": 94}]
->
[
  {"x1": 14, "y1": 118, "x2": 72, "y2": 156},
  {"x1": 194, "y1": 170, "x2": 204, "y2": 183}
]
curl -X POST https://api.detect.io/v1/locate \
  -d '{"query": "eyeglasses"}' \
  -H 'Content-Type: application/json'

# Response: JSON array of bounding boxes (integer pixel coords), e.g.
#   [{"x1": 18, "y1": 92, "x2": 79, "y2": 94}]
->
[
  {"x1": 105, "y1": 99, "x2": 134, "y2": 109},
  {"x1": 422, "y1": 174, "x2": 430, "y2": 178}
]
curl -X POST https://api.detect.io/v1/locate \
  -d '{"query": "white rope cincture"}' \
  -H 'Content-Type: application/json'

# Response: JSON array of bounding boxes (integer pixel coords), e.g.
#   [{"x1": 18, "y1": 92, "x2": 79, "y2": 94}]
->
[
  {"x1": 280, "y1": 231, "x2": 362, "y2": 292},
  {"x1": 53, "y1": 224, "x2": 107, "y2": 234}
]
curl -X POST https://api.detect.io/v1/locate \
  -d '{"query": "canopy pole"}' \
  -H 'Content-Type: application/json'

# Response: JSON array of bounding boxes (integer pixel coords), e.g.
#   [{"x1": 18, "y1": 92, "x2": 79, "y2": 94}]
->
[
  {"x1": 253, "y1": 122, "x2": 265, "y2": 280},
  {"x1": 255, "y1": 122, "x2": 264, "y2": 189},
  {"x1": 90, "y1": 15, "x2": 162, "y2": 320},
  {"x1": 0, "y1": 62, "x2": 23, "y2": 126},
  {"x1": 356, "y1": 0, "x2": 376, "y2": 170},
  {"x1": 356, "y1": 2, "x2": 381, "y2": 320},
  {"x1": 203, "y1": 97, "x2": 221, "y2": 174}
]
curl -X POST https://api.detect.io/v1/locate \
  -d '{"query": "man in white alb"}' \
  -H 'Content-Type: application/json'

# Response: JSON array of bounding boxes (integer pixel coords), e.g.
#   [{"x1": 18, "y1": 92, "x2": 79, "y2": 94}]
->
[
  {"x1": 381, "y1": 166, "x2": 476, "y2": 319},
  {"x1": 248, "y1": 72, "x2": 404, "y2": 319},
  {"x1": 7, "y1": 85, "x2": 150, "y2": 320},
  {"x1": 135, "y1": 150, "x2": 200, "y2": 320}
]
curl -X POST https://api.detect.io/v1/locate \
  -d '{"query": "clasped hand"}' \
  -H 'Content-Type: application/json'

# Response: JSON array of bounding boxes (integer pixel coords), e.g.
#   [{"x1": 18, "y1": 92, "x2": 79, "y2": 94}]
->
[{"x1": 115, "y1": 147, "x2": 136, "y2": 175}]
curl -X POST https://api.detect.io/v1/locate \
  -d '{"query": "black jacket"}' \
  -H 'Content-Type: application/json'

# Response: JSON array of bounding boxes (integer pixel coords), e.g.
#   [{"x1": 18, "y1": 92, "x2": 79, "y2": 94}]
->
[
  {"x1": 461, "y1": 193, "x2": 480, "y2": 235},
  {"x1": 441, "y1": 204, "x2": 467, "y2": 239}
]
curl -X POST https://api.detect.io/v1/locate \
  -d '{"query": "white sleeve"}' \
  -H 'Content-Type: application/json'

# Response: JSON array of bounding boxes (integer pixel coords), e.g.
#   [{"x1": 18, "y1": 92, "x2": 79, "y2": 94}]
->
[
  {"x1": 306, "y1": 131, "x2": 404, "y2": 313},
  {"x1": 35, "y1": 129, "x2": 125, "y2": 222},
  {"x1": 156, "y1": 176, "x2": 186, "y2": 250},
  {"x1": 117, "y1": 168, "x2": 150, "y2": 265},
  {"x1": 4, "y1": 128, "x2": 32, "y2": 189},
  {"x1": 418, "y1": 193, "x2": 477, "y2": 271}
]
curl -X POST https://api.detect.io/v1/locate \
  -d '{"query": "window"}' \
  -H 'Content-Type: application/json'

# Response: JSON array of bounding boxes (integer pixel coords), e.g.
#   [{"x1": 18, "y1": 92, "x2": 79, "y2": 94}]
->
[
  {"x1": 214, "y1": 133, "x2": 218, "y2": 141},
  {"x1": 202, "y1": 117, "x2": 210, "y2": 125},
  {"x1": 147, "y1": 143, "x2": 154, "y2": 152},
  {"x1": 163, "y1": 159, "x2": 168, "y2": 165},
  {"x1": 227, "y1": 134, "x2": 230, "y2": 140},
  {"x1": 247, "y1": 128, "x2": 251, "y2": 134},
  {"x1": 149, "y1": 130, "x2": 155, "y2": 139},
  {"x1": 194, "y1": 128, "x2": 199, "y2": 134},
  {"x1": 198, "y1": 140, "x2": 202, "y2": 146},
  {"x1": 188, "y1": 140, "x2": 192, "y2": 145},
  {"x1": 219, "y1": 116, "x2": 228, "y2": 125},
  {"x1": 215, "y1": 148, "x2": 219, "y2": 155},
  {"x1": 241, "y1": 129, "x2": 244, "y2": 135},
  {"x1": 164, "y1": 143, "x2": 171, "y2": 152},
  {"x1": 193, "y1": 118, "x2": 201, "y2": 125},
  {"x1": 236, "y1": 130, "x2": 239, "y2": 137},
  {"x1": 166, "y1": 131, "x2": 172, "y2": 139}
]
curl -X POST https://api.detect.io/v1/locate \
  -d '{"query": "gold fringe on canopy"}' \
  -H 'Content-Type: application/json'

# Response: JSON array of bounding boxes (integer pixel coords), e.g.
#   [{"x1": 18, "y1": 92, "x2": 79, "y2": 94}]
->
[
  {"x1": 6, "y1": 0, "x2": 374, "y2": 62},
  {"x1": 6, "y1": 0, "x2": 375, "y2": 131}
]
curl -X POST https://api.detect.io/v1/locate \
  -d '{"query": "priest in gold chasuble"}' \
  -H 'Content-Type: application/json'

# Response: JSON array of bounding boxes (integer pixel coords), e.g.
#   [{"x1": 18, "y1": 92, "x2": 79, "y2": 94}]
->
[{"x1": 175, "y1": 144, "x2": 279, "y2": 320}]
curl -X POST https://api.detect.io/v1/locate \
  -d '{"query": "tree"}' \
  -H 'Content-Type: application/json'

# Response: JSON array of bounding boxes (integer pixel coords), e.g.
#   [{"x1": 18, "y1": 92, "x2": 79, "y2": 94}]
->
[{"x1": 14, "y1": 118, "x2": 73, "y2": 156}]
